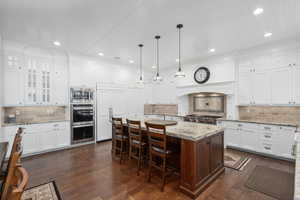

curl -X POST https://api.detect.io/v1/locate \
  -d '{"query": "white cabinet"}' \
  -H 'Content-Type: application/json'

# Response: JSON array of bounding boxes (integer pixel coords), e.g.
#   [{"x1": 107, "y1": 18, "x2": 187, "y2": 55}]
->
[
  {"x1": 238, "y1": 72, "x2": 252, "y2": 105},
  {"x1": 52, "y1": 57, "x2": 68, "y2": 105},
  {"x1": 218, "y1": 120, "x2": 296, "y2": 160},
  {"x1": 293, "y1": 65, "x2": 300, "y2": 104},
  {"x1": 2, "y1": 49, "x2": 68, "y2": 106},
  {"x1": 238, "y1": 52, "x2": 300, "y2": 105},
  {"x1": 270, "y1": 66, "x2": 293, "y2": 104},
  {"x1": 252, "y1": 70, "x2": 270, "y2": 104},
  {"x1": 238, "y1": 68, "x2": 270, "y2": 105},
  {"x1": 23, "y1": 132, "x2": 39, "y2": 155},
  {"x1": 97, "y1": 116, "x2": 112, "y2": 141},
  {"x1": 24, "y1": 57, "x2": 53, "y2": 106},
  {"x1": 224, "y1": 127, "x2": 241, "y2": 148},
  {"x1": 3, "y1": 54, "x2": 25, "y2": 106},
  {"x1": 3, "y1": 122, "x2": 70, "y2": 157},
  {"x1": 55, "y1": 122, "x2": 70, "y2": 147}
]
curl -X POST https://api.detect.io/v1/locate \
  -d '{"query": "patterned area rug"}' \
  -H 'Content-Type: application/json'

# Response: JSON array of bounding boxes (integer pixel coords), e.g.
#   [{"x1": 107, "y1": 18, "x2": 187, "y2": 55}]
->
[
  {"x1": 224, "y1": 151, "x2": 251, "y2": 171},
  {"x1": 22, "y1": 181, "x2": 62, "y2": 200}
]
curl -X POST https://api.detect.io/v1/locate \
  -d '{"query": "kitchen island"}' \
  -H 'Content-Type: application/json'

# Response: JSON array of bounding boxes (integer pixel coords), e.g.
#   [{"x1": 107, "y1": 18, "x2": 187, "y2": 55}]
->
[{"x1": 120, "y1": 118, "x2": 225, "y2": 198}]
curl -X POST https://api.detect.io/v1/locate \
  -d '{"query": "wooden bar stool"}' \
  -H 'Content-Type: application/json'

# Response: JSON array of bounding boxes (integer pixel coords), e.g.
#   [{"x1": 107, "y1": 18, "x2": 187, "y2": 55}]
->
[
  {"x1": 6, "y1": 166, "x2": 29, "y2": 200},
  {"x1": 1, "y1": 149, "x2": 23, "y2": 200},
  {"x1": 127, "y1": 119, "x2": 147, "y2": 176},
  {"x1": 1, "y1": 128, "x2": 23, "y2": 181},
  {"x1": 145, "y1": 122, "x2": 175, "y2": 192},
  {"x1": 112, "y1": 117, "x2": 129, "y2": 164}
]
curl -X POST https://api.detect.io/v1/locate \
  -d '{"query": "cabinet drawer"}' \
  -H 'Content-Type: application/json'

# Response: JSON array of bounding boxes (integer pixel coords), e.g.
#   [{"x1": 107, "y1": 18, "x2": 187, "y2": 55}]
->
[
  {"x1": 260, "y1": 131, "x2": 274, "y2": 141},
  {"x1": 258, "y1": 124, "x2": 277, "y2": 132},
  {"x1": 260, "y1": 142, "x2": 273, "y2": 154}
]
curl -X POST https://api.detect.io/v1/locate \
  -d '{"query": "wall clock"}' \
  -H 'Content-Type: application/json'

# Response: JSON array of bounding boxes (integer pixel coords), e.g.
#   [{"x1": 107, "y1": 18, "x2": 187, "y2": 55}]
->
[{"x1": 194, "y1": 66, "x2": 210, "y2": 84}]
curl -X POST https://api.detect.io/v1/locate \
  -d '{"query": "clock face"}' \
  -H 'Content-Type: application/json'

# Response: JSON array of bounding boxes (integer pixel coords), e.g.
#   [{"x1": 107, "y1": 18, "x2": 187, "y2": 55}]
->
[{"x1": 194, "y1": 67, "x2": 210, "y2": 84}]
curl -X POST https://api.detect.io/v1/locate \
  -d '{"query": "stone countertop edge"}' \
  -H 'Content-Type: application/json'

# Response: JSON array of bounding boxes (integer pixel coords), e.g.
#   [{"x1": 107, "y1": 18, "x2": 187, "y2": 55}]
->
[
  {"x1": 217, "y1": 118, "x2": 298, "y2": 128},
  {"x1": 2, "y1": 120, "x2": 71, "y2": 127},
  {"x1": 166, "y1": 128, "x2": 224, "y2": 141}
]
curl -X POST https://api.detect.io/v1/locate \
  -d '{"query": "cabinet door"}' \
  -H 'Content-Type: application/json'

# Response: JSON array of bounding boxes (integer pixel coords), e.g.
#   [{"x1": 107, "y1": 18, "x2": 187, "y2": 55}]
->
[
  {"x1": 293, "y1": 65, "x2": 300, "y2": 104},
  {"x1": 270, "y1": 66, "x2": 293, "y2": 104},
  {"x1": 210, "y1": 134, "x2": 224, "y2": 172},
  {"x1": 53, "y1": 58, "x2": 68, "y2": 105},
  {"x1": 224, "y1": 128, "x2": 241, "y2": 148},
  {"x1": 196, "y1": 138, "x2": 211, "y2": 180},
  {"x1": 24, "y1": 58, "x2": 39, "y2": 105},
  {"x1": 23, "y1": 133, "x2": 39, "y2": 154},
  {"x1": 56, "y1": 124, "x2": 70, "y2": 147},
  {"x1": 240, "y1": 128, "x2": 258, "y2": 151},
  {"x1": 238, "y1": 72, "x2": 252, "y2": 105},
  {"x1": 39, "y1": 60, "x2": 52, "y2": 105},
  {"x1": 97, "y1": 115, "x2": 112, "y2": 141},
  {"x1": 252, "y1": 70, "x2": 271, "y2": 104},
  {"x1": 3, "y1": 54, "x2": 24, "y2": 106},
  {"x1": 40, "y1": 131, "x2": 56, "y2": 151},
  {"x1": 273, "y1": 129, "x2": 295, "y2": 159}
]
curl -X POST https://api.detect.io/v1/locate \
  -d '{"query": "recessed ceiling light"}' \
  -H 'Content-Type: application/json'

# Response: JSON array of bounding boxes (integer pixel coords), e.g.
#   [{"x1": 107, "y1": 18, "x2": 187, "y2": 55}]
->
[
  {"x1": 253, "y1": 8, "x2": 264, "y2": 16},
  {"x1": 264, "y1": 32, "x2": 272, "y2": 38},
  {"x1": 98, "y1": 52, "x2": 104, "y2": 56},
  {"x1": 53, "y1": 41, "x2": 61, "y2": 46},
  {"x1": 176, "y1": 58, "x2": 179, "y2": 62},
  {"x1": 152, "y1": 65, "x2": 157, "y2": 69},
  {"x1": 129, "y1": 60, "x2": 134, "y2": 64},
  {"x1": 209, "y1": 48, "x2": 215, "y2": 53}
]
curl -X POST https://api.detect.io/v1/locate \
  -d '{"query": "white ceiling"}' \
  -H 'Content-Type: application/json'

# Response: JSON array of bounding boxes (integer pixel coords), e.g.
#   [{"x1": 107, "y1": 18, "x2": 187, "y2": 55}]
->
[{"x1": 1, "y1": 0, "x2": 300, "y2": 69}]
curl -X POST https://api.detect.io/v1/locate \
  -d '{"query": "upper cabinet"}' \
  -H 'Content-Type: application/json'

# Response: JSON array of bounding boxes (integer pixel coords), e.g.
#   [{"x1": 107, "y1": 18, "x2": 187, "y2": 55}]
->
[
  {"x1": 3, "y1": 53, "x2": 25, "y2": 106},
  {"x1": 238, "y1": 51, "x2": 300, "y2": 106},
  {"x1": 270, "y1": 66, "x2": 293, "y2": 105},
  {"x1": 2, "y1": 46, "x2": 69, "y2": 106},
  {"x1": 292, "y1": 65, "x2": 300, "y2": 104}
]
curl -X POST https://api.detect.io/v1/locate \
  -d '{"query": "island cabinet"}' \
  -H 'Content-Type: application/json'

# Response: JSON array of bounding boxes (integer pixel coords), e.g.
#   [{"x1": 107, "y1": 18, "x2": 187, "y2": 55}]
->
[{"x1": 180, "y1": 131, "x2": 224, "y2": 199}]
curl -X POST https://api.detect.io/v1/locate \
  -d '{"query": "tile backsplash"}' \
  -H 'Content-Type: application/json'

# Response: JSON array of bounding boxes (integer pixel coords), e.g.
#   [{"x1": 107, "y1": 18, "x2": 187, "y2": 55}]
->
[
  {"x1": 144, "y1": 104, "x2": 178, "y2": 115},
  {"x1": 239, "y1": 106, "x2": 300, "y2": 127},
  {"x1": 3, "y1": 106, "x2": 68, "y2": 124}
]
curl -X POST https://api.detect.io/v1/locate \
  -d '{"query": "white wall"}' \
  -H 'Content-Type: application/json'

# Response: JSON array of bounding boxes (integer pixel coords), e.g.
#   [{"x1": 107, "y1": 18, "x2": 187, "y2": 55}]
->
[{"x1": 0, "y1": 35, "x2": 3, "y2": 135}]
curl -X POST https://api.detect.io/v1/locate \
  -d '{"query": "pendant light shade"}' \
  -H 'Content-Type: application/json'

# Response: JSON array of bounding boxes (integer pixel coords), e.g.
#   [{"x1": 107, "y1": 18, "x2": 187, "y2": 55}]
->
[
  {"x1": 175, "y1": 24, "x2": 185, "y2": 78},
  {"x1": 153, "y1": 35, "x2": 163, "y2": 82},
  {"x1": 137, "y1": 44, "x2": 144, "y2": 84}
]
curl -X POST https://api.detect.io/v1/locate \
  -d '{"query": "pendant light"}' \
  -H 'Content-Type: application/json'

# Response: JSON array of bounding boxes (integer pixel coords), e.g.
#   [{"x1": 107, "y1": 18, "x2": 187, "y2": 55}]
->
[
  {"x1": 153, "y1": 35, "x2": 163, "y2": 81},
  {"x1": 137, "y1": 44, "x2": 144, "y2": 84},
  {"x1": 175, "y1": 24, "x2": 185, "y2": 78}
]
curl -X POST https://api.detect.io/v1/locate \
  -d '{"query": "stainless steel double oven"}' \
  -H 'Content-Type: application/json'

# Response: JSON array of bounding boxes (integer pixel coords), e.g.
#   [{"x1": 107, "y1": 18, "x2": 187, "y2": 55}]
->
[{"x1": 70, "y1": 87, "x2": 95, "y2": 144}]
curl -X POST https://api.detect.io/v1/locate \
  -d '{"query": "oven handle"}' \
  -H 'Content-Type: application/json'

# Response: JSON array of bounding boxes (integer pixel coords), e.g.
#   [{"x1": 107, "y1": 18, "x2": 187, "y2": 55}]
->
[
  {"x1": 73, "y1": 107, "x2": 93, "y2": 110},
  {"x1": 72, "y1": 124, "x2": 94, "y2": 128}
]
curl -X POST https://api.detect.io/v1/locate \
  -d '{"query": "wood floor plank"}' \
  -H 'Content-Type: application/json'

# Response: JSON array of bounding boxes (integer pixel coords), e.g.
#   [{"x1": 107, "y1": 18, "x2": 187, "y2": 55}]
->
[{"x1": 21, "y1": 141, "x2": 295, "y2": 200}]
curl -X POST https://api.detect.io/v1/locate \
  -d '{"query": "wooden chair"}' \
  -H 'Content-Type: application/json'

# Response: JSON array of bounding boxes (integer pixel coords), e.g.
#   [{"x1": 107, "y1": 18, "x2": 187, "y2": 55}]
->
[
  {"x1": 127, "y1": 119, "x2": 147, "y2": 176},
  {"x1": 1, "y1": 128, "x2": 23, "y2": 181},
  {"x1": 6, "y1": 166, "x2": 29, "y2": 200},
  {"x1": 112, "y1": 117, "x2": 129, "y2": 164},
  {"x1": 145, "y1": 122, "x2": 175, "y2": 192},
  {"x1": 1, "y1": 149, "x2": 23, "y2": 200}
]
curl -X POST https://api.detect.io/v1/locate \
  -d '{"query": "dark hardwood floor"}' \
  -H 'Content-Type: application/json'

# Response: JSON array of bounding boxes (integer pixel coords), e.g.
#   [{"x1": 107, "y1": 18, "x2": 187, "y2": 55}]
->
[{"x1": 22, "y1": 141, "x2": 295, "y2": 200}]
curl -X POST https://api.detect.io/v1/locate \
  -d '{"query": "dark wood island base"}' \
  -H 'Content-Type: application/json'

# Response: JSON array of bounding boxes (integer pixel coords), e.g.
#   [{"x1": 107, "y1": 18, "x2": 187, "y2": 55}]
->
[{"x1": 180, "y1": 131, "x2": 225, "y2": 199}]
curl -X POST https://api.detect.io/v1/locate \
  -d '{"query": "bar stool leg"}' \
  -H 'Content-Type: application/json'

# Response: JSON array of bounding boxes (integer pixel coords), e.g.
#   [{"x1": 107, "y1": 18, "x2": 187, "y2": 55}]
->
[
  {"x1": 137, "y1": 146, "x2": 142, "y2": 176},
  {"x1": 161, "y1": 159, "x2": 166, "y2": 192}
]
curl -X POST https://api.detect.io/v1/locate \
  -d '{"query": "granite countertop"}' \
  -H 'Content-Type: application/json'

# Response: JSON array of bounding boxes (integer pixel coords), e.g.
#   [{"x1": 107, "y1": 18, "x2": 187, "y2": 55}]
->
[
  {"x1": 2, "y1": 120, "x2": 70, "y2": 127},
  {"x1": 123, "y1": 117, "x2": 224, "y2": 141},
  {"x1": 217, "y1": 118, "x2": 298, "y2": 128}
]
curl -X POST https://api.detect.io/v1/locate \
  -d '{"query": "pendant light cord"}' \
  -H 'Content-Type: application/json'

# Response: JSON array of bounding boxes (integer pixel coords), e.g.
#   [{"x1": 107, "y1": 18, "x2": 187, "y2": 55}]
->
[
  {"x1": 139, "y1": 44, "x2": 143, "y2": 80},
  {"x1": 177, "y1": 24, "x2": 183, "y2": 72},
  {"x1": 155, "y1": 35, "x2": 160, "y2": 77}
]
